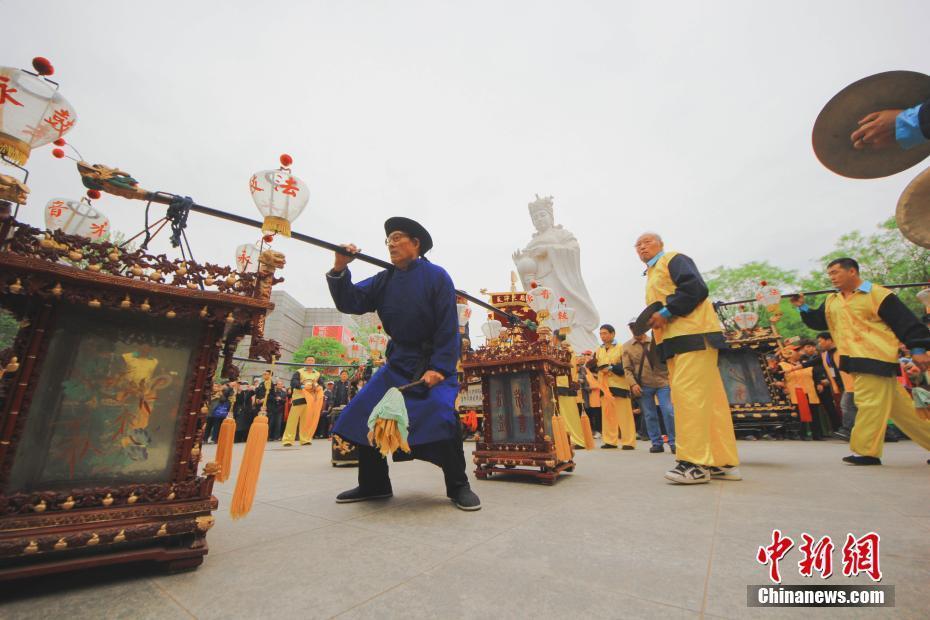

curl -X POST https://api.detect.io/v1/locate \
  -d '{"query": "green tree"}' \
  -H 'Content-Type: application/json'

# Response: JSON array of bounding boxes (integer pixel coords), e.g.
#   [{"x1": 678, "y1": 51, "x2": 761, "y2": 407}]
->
[
  {"x1": 704, "y1": 216, "x2": 930, "y2": 341},
  {"x1": 705, "y1": 260, "x2": 820, "y2": 339},
  {"x1": 800, "y1": 216, "x2": 930, "y2": 315},
  {"x1": 292, "y1": 336, "x2": 346, "y2": 366}
]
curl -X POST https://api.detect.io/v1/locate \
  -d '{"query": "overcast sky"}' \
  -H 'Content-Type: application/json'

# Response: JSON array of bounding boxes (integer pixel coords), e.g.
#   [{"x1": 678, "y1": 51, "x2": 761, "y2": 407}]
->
[{"x1": 6, "y1": 0, "x2": 929, "y2": 344}]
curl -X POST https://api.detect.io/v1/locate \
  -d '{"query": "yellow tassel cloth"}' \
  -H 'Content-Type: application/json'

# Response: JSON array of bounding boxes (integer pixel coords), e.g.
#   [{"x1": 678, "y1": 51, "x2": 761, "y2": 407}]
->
[
  {"x1": 230, "y1": 414, "x2": 268, "y2": 519},
  {"x1": 557, "y1": 394, "x2": 586, "y2": 448},
  {"x1": 0, "y1": 135, "x2": 30, "y2": 166},
  {"x1": 551, "y1": 415, "x2": 571, "y2": 462},
  {"x1": 580, "y1": 413, "x2": 596, "y2": 450},
  {"x1": 215, "y1": 416, "x2": 236, "y2": 483},
  {"x1": 368, "y1": 418, "x2": 411, "y2": 458}
]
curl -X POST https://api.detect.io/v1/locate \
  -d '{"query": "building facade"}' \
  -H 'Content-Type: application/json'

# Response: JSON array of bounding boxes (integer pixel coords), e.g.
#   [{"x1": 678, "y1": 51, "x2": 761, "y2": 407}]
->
[{"x1": 233, "y1": 290, "x2": 378, "y2": 381}]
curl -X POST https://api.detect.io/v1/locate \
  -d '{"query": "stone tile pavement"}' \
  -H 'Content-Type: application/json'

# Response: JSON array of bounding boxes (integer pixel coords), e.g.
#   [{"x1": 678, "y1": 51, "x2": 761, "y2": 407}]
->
[{"x1": 2, "y1": 438, "x2": 928, "y2": 619}]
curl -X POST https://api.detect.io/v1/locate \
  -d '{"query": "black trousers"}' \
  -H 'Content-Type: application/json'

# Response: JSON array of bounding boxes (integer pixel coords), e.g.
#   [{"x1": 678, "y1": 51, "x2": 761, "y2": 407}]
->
[
  {"x1": 356, "y1": 438, "x2": 470, "y2": 497},
  {"x1": 586, "y1": 406, "x2": 602, "y2": 433},
  {"x1": 266, "y1": 410, "x2": 283, "y2": 441},
  {"x1": 204, "y1": 416, "x2": 223, "y2": 442}
]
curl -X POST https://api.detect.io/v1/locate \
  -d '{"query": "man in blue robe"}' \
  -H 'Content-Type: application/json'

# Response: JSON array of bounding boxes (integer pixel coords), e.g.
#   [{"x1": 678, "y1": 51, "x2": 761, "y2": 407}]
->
[{"x1": 326, "y1": 217, "x2": 481, "y2": 511}]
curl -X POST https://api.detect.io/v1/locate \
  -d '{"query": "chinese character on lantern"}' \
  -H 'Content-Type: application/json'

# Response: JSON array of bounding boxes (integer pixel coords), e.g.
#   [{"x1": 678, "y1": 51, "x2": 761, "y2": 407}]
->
[
  {"x1": 44, "y1": 109, "x2": 75, "y2": 137},
  {"x1": 798, "y1": 534, "x2": 834, "y2": 579},
  {"x1": 89, "y1": 221, "x2": 109, "y2": 239},
  {"x1": 275, "y1": 176, "x2": 300, "y2": 197},
  {"x1": 47, "y1": 200, "x2": 64, "y2": 218},
  {"x1": 249, "y1": 175, "x2": 263, "y2": 194},
  {"x1": 0, "y1": 75, "x2": 23, "y2": 107},
  {"x1": 756, "y1": 529, "x2": 795, "y2": 584},
  {"x1": 842, "y1": 532, "x2": 882, "y2": 582}
]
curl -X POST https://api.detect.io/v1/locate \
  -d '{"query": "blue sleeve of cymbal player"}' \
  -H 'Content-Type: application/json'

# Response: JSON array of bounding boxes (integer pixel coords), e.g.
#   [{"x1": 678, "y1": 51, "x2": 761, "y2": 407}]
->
[{"x1": 896, "y1": 103, "x2": 929, "y2": 149}]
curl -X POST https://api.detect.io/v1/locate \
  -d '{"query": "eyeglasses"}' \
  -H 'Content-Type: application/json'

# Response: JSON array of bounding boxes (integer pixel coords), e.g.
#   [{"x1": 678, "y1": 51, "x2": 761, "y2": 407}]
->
[{"x1": 384, "y1": 233, "x2": 411, "y2": 246}]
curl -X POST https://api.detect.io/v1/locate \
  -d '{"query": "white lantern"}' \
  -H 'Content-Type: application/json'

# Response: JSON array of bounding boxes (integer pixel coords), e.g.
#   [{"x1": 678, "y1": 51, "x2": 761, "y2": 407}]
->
[
  {"x1": 249, "y1": 154, "x2": 309, "y2": 237},
  {"x1": 456, "y1": 302, "x2": 471, "y2": 333},
  {"x1": 733, "y1": 311, "x2": 759, "y2": 330},
  {"x1": 348, "y1": 339, "x2": 366, "y2": 362},
  {"x1": 526, "y1": 282, "x2": 555, "y2": 322},
  {"x1": 481, "y1": 318, "x2": 503, "y2": 341},
  {"x1": 368, "y1": 326, "x2": 388, "y2": 357},
  {"x1": 0, "y1": 59, "x2": 76, "y2": 165},
  {"x1": 234, "y1": 242, "x2": 261, "y2": 273},
  {"x1": 754, "y1": 283, "x2": 781, "y2": 309},
  {"x1": 551, "y1": 296, "x2": 576, "y2": 332},
  {"x1": 45, "y1": 198, "x2": 109, "y2": 240}
]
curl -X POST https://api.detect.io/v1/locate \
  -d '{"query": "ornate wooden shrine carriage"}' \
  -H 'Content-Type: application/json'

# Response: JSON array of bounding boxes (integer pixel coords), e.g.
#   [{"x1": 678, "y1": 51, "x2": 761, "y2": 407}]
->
[
  {"x1": 718, "y1": 325, "x2": 797, "y2": 433},
  {"x1": 0, "y1": 216, "x2": 282, "y2": 579},
  {"x1": 462, "y1": 283, "x2": 576, "y2": 485}
]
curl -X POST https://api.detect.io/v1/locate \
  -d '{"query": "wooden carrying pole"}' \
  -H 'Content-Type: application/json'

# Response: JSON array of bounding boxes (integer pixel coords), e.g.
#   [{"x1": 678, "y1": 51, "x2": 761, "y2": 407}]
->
[{"x1": 141, "y1": 191, "x2": 522, "y2": 325}]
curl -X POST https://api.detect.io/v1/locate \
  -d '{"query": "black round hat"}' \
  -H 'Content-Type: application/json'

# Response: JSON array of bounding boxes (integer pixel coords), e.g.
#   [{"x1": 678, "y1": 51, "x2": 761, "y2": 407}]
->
[{"x1": 384, "y1": 216, "x2": 433, "y2": 254}]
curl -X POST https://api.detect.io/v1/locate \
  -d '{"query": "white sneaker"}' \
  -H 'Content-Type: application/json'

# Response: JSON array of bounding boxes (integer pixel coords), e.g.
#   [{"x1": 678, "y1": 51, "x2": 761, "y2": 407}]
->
[
  {"x1": 664, "y1": 461, "x2": 709, "y2": 484},
  {"x1": 708, "y1": 465, "x2": 742, "y2": 481}
]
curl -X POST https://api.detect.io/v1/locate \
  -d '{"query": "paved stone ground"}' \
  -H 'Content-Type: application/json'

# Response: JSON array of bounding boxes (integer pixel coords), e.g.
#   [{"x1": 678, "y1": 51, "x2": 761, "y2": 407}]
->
[{"x1": 2, "y1": 438, "x2": 928, "y2": 619}]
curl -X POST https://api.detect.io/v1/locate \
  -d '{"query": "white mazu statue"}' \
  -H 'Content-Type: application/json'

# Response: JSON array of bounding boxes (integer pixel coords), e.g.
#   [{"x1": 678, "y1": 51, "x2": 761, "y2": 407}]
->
[{"x1": 512, "y1": 195, "x2": 600, "y2": 351}]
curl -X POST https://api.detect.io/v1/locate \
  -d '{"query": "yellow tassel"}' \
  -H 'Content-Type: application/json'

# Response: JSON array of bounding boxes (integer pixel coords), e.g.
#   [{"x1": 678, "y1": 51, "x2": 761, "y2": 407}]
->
[
  {"x1": 559, "y1": 416, "x2": 574, "y2": 461},
  {"x1": 580, "y1": 413, "x2": 596, "y2": 450},
  {"x1": 230, "y1": 414, "x2": 268, "y2": 519},
  {"x1": 215, "y1": 416, "x2": 236, "y2": 483},
  {"x1": 0, "y1": 136, "x2": 31, "y2": 166},
  {"x1": 558, "y1": 416, "x2": 573, "y2": 461},
  {"x1": 367, "y1": 418, "x2": 410, "y2": 458},
  {"x1": 551, "y1": 415, "x2": 569, "y2": 462}
]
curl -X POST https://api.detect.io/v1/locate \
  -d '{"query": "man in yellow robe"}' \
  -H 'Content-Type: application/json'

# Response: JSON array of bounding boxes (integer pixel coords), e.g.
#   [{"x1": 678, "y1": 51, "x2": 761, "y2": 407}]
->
[
  {"x1": 282, "y1": 356, "x2": 325, "y2": 446},
  {"x1": 554, "y1": 337, "x2": 586, "y2": 448},
  {"x1": 636, "y1": 232, "x2": 739, "y2": 484},
  {"x1": 793, "y1": 257, "x2": 930, "y2": 464},
  {"x1": 594, "y1": 325, "x2": 636, "y2": 449}
]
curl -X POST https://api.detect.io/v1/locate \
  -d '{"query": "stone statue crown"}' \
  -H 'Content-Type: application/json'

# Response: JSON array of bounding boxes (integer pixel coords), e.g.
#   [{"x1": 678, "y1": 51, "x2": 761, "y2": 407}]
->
[{"x1": 528, "y1": 194, "x2": 554, "y2": 217}]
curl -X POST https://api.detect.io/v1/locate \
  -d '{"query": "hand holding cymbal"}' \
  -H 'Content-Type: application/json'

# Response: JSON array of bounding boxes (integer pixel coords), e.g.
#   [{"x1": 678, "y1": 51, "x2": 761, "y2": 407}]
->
[
  {"x1": 850, "y1": 110, "x2": 902, "y2": 151},
  {"x1": 812, "y1": 71, "x2": 930, "y2": 178}
]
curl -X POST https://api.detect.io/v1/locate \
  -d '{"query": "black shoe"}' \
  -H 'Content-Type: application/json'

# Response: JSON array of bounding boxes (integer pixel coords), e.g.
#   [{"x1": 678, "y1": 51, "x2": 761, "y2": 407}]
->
[
  {"x1": 842, "y1": 455, "x2": 881, "y2": 466},
  {"x1": 335, "y1": 486, "x2": 393, "y2": 503},
  {"x1": 601, "y1": 443, "x2": 618, "y2": 449},
  {"x1": 450, "y1": 486, "x2": 481, "y2": 511},
  {"x1": 831, "y1": 431, "x2": 850, "y2": 441},
  {"x1": 622, "y1": 445, "x2": 635, "y2": 451},
  {"x1": 649, "y1": 445, "x2": 664, "y2": 453},
  {"x1": 670, "y1": 445, "x2": 676, "y2": 454},
  {"x1": 884, "y1": 432, "x2": 900, "y2": 443}
]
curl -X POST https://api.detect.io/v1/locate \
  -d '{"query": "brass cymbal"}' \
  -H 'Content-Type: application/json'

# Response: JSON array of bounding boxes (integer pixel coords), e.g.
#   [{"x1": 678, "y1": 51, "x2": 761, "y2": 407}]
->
[
  {"x1": 812, "y1": 71, "x2": 930, "y2": 179},
  {"x1": 897, "y1": 166, "x2": 930, "y2": 249}
]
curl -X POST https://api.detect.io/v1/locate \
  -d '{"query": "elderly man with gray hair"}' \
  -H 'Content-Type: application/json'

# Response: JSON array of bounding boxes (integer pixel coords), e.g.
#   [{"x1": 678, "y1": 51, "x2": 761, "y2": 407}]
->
[{"x1": 635, "y1": 232, "x2": 741, "y2": 484}]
